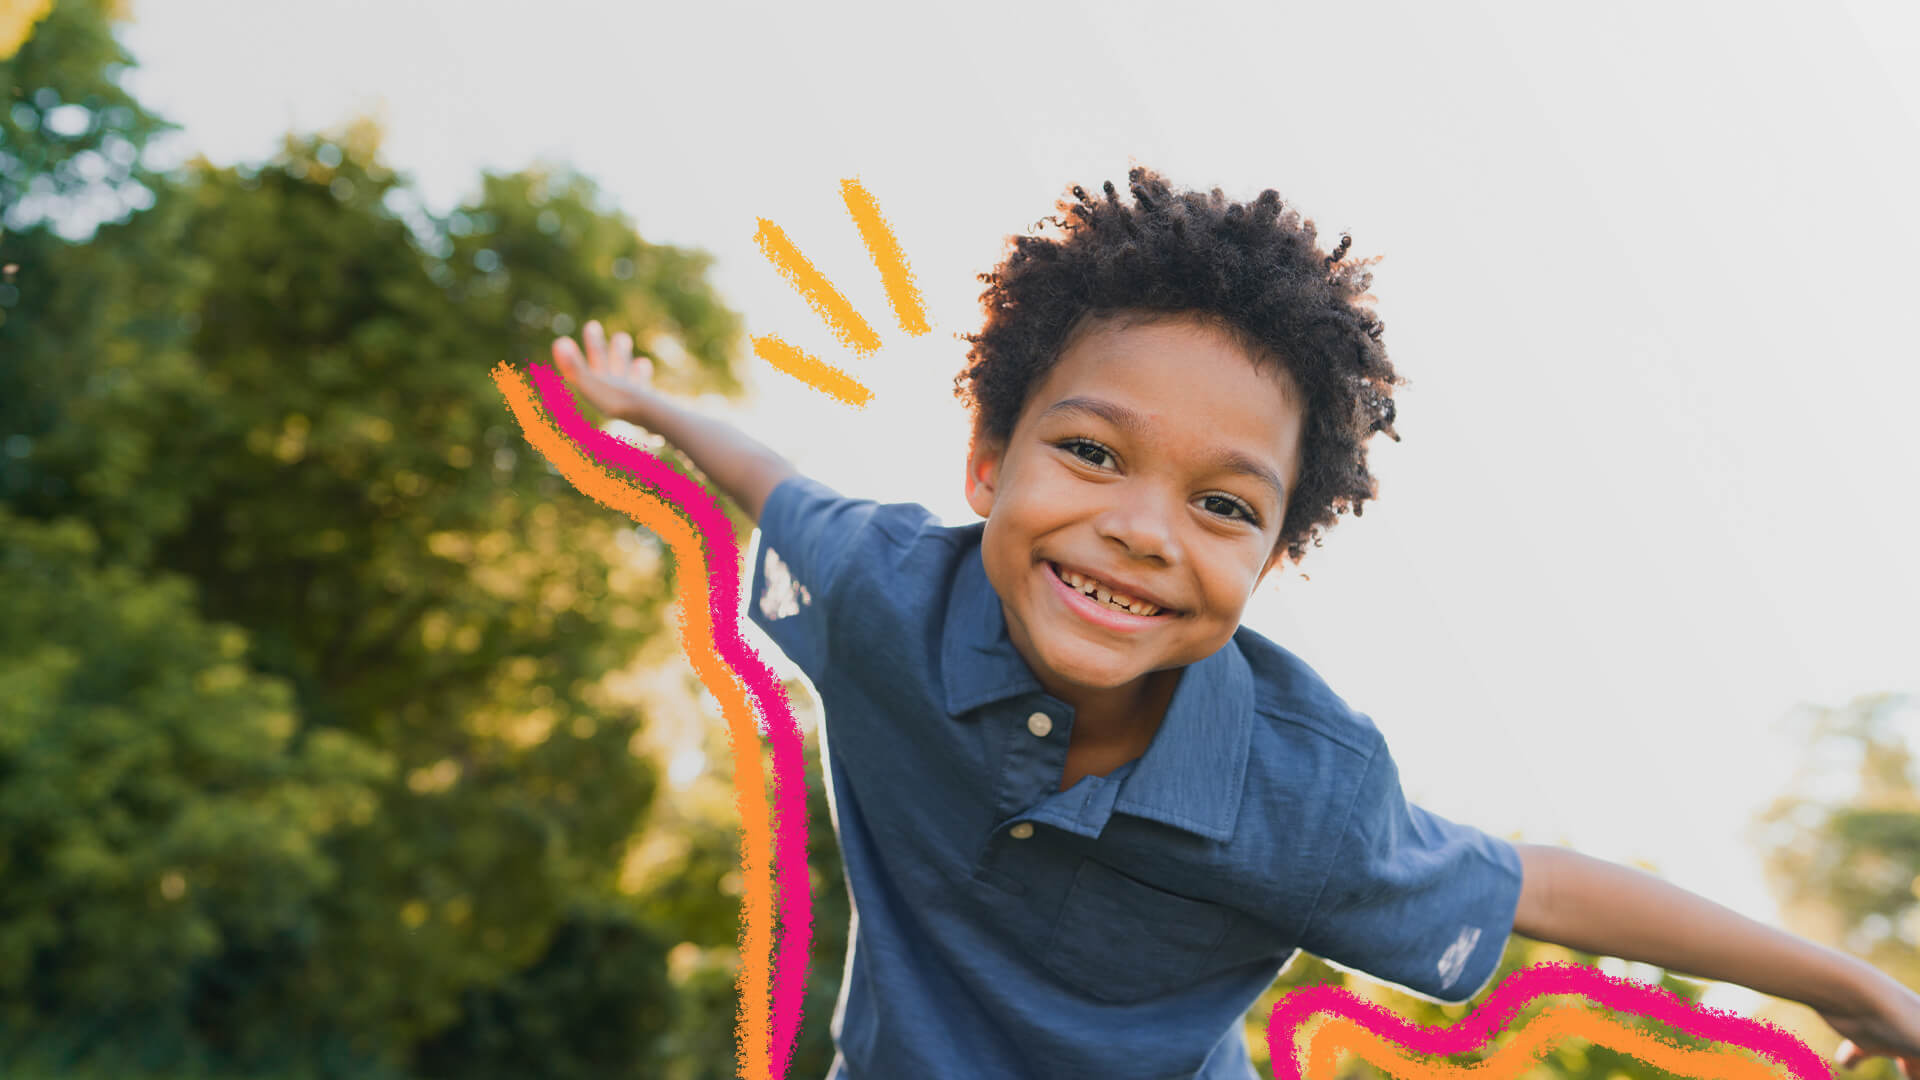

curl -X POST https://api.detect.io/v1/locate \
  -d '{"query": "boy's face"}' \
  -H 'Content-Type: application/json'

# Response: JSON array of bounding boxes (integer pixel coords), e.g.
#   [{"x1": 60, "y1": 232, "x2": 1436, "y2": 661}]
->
[{"x1": 965, "y1": 312, "x2": 1307, "y2": 698}]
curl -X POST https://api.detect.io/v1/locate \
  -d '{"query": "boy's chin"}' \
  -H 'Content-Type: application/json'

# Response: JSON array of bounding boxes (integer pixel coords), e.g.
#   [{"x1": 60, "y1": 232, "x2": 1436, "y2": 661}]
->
[{"x1": 1035, "y1": 647, "x2": 1155, "y2": 695}]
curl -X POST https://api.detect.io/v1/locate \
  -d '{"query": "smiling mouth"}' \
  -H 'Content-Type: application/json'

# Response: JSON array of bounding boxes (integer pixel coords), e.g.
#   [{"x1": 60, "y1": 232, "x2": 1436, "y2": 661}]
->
[{"x1": 1047, "y1": 562, "x2": 1173, "y2": 617}]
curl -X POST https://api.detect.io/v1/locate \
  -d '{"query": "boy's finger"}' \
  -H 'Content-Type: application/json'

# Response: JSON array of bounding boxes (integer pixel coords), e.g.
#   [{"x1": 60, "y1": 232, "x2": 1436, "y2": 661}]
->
[
  {"x1": 611, "y1": 330, "x2": 634, "y2": 377},
  {"x1": 584, "y1": 319, "x2": 606, "y2": 368},
  {"x1": 553, "y1": 336, "x2": 583, "y2": 374}
]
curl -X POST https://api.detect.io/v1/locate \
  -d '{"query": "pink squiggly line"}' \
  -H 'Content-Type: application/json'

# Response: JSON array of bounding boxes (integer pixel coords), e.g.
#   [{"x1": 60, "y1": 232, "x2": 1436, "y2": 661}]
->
[{"x1": 530, "y1": 364, "x2": 812, "y2": 1078}]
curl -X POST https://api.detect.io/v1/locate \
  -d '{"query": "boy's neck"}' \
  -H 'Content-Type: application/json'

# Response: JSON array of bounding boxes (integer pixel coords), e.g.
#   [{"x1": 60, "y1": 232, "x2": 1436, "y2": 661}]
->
[{"x1": 1046, "y1": 665, "x2": 1185, "y2": 749}]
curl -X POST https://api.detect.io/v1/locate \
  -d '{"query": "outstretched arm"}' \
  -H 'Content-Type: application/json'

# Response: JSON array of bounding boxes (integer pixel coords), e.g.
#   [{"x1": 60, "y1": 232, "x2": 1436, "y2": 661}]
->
[
  {"x1": 1515, "y1": 842, "x2": 1920, "y2": 1074},
  {"x1": 553, "y1": 320, "x2": 797, "y2": 523}
]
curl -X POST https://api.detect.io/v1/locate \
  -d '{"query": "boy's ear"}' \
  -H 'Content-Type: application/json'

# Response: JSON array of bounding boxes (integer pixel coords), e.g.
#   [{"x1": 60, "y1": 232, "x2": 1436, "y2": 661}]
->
[{"x1": 964, "y1": 434, "x2": 1005, "y2": 520}]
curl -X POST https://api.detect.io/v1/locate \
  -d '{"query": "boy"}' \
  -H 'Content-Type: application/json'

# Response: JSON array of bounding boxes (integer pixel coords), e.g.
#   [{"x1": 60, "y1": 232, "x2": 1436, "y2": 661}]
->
[{"x1": 554, "y1": 168, "x2": 1920, "y2": 1079}]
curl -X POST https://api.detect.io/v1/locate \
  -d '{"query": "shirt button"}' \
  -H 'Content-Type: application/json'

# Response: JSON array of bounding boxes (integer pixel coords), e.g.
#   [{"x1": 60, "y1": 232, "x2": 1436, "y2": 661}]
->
[
  {"x1": 1026, "y1": 712, "x2": 1053, "y2": 738},
  {"x1": 1009, "y1": 822, "x2": 1035, "y2": 840}
]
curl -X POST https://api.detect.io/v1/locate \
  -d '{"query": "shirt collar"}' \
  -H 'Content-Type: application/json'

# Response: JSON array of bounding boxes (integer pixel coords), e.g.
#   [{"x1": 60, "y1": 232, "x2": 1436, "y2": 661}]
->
[{"x1": 940, "y1": 535, "x2": 1254, "y2": 843}]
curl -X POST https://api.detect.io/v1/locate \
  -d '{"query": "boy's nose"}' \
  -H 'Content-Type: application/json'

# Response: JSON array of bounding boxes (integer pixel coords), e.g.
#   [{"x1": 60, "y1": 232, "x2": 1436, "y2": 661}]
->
[{"x1": 1094, "y1": 495, "x2": 1178, "y2": 565}]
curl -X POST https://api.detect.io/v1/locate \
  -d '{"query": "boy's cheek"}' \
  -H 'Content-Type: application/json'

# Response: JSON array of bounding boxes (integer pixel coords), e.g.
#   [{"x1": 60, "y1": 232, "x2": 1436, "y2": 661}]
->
[{"x1": 1014, "y1": 475, "x2": 1105, "y2": 521}]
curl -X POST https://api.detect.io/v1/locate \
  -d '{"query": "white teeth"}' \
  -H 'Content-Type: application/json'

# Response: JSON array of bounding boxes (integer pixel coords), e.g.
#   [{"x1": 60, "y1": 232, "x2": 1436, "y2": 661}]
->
[{"x1": 1055, "y1": 564, "x2": 1161, "y2": 616}]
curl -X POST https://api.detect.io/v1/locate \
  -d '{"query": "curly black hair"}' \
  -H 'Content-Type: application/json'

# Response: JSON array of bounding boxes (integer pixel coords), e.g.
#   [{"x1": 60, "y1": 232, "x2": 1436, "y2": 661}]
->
[{"x1": 954, "y1": 166, "x2": 1402, "y2": 565}]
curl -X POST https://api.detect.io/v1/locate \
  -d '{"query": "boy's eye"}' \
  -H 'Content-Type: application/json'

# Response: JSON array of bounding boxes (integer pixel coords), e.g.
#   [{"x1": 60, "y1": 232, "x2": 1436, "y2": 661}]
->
[
  {"x1": 1060, "y1": 438, "x2": 1114, "y2": 469},
  {"x1": 1201, "y1": 493, "x2": 1260, "y2": 525}
]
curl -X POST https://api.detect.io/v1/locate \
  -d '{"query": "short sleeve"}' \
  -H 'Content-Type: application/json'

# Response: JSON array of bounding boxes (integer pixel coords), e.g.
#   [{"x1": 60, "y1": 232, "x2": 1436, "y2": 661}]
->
[
  {"x1": 746, "y1": 473, "x2": 940, "y2": 686},
  {"x1": 1297, "y1": 739, "x2": 1524, "y2": 1004}
]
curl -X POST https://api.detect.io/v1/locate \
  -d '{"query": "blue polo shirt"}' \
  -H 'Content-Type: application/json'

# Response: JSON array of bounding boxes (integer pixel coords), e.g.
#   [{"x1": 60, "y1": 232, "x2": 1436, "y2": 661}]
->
[{"x1": 746, "y1": 475, "x2": 1524, "y2": 1080}]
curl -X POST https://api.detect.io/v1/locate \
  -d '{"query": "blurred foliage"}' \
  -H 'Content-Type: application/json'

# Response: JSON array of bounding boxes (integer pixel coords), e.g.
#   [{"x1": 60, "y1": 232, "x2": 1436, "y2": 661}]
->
[
  {"x1": 1, "y1": 0, "x2": 168, "y2": 236},
  {"x1": 0, "y1": 506, "x2": 393, "y2": 1040},
  {"x1": 1754, "y1": 691, "x2": 1920, "y2": 1080},
  {"x1": 2, "y1": 0, "x2": 760, "y2": 1075}
]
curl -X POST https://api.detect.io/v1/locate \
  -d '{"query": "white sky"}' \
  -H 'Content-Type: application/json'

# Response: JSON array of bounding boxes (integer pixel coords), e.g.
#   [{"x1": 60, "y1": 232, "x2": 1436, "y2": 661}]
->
[{"x1": 117, "y1": 0, "x2": 1920, "y2": 1012}]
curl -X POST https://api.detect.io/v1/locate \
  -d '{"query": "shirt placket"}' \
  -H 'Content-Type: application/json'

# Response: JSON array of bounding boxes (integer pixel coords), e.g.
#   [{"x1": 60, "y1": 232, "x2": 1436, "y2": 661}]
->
[{"x1": 973, "y1": 699, "x2": 1133, "y2": 893}]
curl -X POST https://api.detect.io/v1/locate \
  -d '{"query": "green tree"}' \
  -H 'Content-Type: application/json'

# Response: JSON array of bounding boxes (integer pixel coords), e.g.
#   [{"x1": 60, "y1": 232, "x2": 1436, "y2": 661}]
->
[
  {"x1": 2, "y1": 2, "x2": 755, "y2": 1074},
  {"x1": 0, "y1": 507, "x2": 393, "y2": 1072},
  {"x1": 0, "y1": 0, "x2": 169, "y2": 240},
  {"x1": 1, "y1": 0, "x2": 175, "y2": 521},
  {"x1": 1755, "y1": 692, "x2": 1920, "y2": 1080}
]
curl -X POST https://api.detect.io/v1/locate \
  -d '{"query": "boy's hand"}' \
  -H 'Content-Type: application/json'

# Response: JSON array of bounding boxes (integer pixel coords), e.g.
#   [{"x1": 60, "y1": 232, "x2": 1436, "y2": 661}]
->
[
  {"x1": 544, "y1": 316, "x2": 797, "y2": 522},
  {"x1": 1824, "y1": 972, "x2": 1920, "y2": 1076},
  {"x1": 552, "y1": 319, "x2": 653, "y2": 422}
]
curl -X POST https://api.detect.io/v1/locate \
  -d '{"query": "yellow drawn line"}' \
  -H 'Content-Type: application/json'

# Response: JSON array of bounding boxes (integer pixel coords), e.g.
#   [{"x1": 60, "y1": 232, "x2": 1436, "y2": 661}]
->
[
  {"x1": 754, "y1": 218, "x2": 883, "y2": 356},
  {"x1": 840, "y1": 178, "x2": 929, "y2": 336},
  {"x1": 750, "y1": 333, "x2": 873, "y2": 408},
  {"x1": 0, "y1": 0, "x2": 53, "y2": 61}
]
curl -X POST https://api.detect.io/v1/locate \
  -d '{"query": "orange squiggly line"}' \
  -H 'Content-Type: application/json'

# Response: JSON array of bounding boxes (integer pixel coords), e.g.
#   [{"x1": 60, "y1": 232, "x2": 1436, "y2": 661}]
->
[
  {"x1": 1270, "y1": 962, "x2": 1827, "y2": 1080},
  {"x1": 491, "y1": 363, "x2": 774, "y2": 1080},
  {"x1": 1304, "y1": 1005, "x2": 1780, "y2": 1080}
]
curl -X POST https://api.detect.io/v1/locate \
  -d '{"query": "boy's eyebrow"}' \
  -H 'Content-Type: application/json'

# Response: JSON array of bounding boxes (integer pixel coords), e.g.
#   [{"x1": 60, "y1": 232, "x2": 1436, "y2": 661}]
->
[{"x1": 1038, "y1": 395, "x2": 1288, "y2": 507}]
